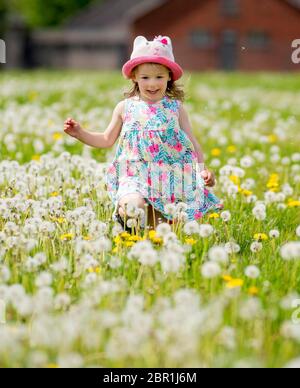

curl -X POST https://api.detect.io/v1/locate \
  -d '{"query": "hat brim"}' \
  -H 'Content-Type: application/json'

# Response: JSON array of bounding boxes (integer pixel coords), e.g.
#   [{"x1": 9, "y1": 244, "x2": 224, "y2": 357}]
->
[{"x1": 122, "y1": 56, "x2": 183, "y2": 81}]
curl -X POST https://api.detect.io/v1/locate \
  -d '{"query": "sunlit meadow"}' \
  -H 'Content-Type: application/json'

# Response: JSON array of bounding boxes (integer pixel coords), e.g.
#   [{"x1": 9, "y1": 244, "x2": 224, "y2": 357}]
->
[{"x1": 0, "y1": 71, "x2": 300, "y2": 368}]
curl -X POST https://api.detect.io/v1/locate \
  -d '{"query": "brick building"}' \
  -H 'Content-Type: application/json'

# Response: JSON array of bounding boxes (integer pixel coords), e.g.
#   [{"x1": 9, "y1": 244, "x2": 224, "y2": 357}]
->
[
  {"x1": 4, "y1": 0, "x2": 300, "y2": 71},
  {"x1": 132, "y1": 0, "x2": 300, "y2": 71}
]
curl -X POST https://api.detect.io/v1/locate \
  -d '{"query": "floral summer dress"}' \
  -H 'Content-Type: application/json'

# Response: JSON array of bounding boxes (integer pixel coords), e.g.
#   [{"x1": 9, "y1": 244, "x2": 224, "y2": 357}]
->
[{"x1": 105, "y1": 95, "x2": 223, "y2": 222}]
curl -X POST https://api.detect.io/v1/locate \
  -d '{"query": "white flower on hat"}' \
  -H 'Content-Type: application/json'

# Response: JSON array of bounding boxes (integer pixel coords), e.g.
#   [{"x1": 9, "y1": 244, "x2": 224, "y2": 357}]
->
[{"x1": 154, "y1": 35, "x2": 170, "y2": 45}]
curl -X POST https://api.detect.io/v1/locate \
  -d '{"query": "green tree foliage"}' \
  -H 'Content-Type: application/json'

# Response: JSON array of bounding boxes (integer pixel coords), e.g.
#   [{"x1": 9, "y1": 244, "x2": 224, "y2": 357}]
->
[
  {"x1": 0, "y1": 0, "x2": 7, "y2": 34},
  {"x1": 10, "y1": 0, "x2": 99, "y2": 27}
]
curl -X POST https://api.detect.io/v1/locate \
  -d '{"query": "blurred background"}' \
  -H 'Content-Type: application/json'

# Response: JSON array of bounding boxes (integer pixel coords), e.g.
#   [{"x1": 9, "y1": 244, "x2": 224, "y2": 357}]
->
[{"x1": 0, "y1": 0, "x2": 300, "y2": 71}]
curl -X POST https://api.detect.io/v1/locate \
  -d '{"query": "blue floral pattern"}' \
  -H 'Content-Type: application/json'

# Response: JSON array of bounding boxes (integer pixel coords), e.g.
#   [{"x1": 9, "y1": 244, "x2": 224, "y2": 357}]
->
[{"x1": 105, "y1": 95, "x2": 223, "y2": 222}]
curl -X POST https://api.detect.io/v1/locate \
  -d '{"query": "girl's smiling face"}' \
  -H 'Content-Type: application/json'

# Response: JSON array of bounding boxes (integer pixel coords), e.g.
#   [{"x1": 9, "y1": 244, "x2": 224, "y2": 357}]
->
[{"x1": 132, "y1": 63, "x2": 171, "y2": 103}]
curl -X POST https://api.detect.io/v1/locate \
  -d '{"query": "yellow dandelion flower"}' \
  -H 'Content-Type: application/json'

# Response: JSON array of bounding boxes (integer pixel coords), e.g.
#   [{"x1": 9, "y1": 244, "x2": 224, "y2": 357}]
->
[
  {"x1": 211, "y1": 148, "x2": 221, "y2": 157},
  {"x1": 287, "y1": 200, "x2": 300, "y2": 208},
  {"x1": 267, "y1": 177, "x2": 279, "y2": 183},
  {"x1": 114, "y1": 236, "x2": 122, "y2": 244},
  {"x1": 125, "y1": 241, "x2": 135, "y2": 247},
  {"x1": 112, "y1": 247, "x2": 119, "y2": 254},
  {"x1": 88, "y1": 267, "x2": 101, "y2": 274},
  {"x1": 229, "y1": 175, "x2": 240, "y2": 185},
  {"x1": 60, "y1": 233, "x2": 74, "y2": 241},
  {"x1": 268, "y1": 134, "x2": 278, "y2": 143},
  {"x1": 254, "y1": 233, "x2": 268, "y2": 241},
  {"x1": 50, "y1": 192, "x2": 59, "y2": 197},
  {"x1": 222, "y1": 275, "x2": 233, "y2": 282},
  {"x1": 121, "y1": 232, "x2": 131, "y2": 239},
  {"x1": 150, "y1": 238, "x2": 163, "y2": 244},
  {"x1": 267, "y1": 182, "x2": 279, "y2": 188},
  {"x1": 268, "y1": 183, "x2": 278, "y2": 187},
  {"x1": 53, "y1": 133, "x2": 63, "y2": 141},
  {"x1": 185, "y1": 238, "x2": 197, "y2": 245},
  {"x1": 32, "y1": 155, "x2": 40, "y2": 161},
  {"x1": 226, "y1": 278, "x2": 244, "y2": 289},
  {"x1": 148, "y1": 230, "x2": 163, "y2": 244},
  {"x1": 46, "y1": 364, "x2": 59, "y2": 368},
  {"x1": 149, "y1": 231, "x2": 157, "y2": 238},
  {"x1": 248, "y1": 286, "x2": 259, "y2": 296},
  {"x1": 128, "y1": 235, "x2": 142, "y2": 242},
  {"x1": 267, "y1": 174, "x2": 280, "y2": 192},
  {"x1": 240, "y1": 189, "x2": 253, "y2": 197},
  {"x1": 83, "y1": 236, "x2": 92, "y2": 241},
  {"x1": 227, "y1": 145, "x2": 237, "y2": 153},
  {"x1": 208, "y1": 213, "x2": 220, "y2": 219}
]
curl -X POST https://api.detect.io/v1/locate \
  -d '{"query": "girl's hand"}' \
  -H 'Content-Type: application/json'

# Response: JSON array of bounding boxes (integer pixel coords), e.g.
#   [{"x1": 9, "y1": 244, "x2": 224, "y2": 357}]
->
[
  {"x1": 64, "y1": 118, "x2": 83, "y2": 139},
  {"x1": 200, "y1": 169, "x2": 216, "y2": 187}
]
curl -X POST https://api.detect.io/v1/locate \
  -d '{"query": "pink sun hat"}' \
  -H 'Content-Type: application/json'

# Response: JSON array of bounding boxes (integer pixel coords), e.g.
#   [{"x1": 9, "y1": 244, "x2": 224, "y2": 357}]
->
[{"x1": 122, "y1": 35, "x2": 183, "y2": 81}]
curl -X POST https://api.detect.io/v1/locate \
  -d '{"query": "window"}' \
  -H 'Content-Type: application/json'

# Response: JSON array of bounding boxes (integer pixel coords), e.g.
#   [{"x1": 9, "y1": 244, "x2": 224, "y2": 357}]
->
[
  {"x1": 190, "y1": 30, "x2": 214, "y2": 49},
  {"x1": 220, "y1": 30, "x2": 238, "y2": 71},
  {"x1": 221, "y1": 0, "x2": 239, "y2": 16},
  {"x1": 246, "y1": 31, "x2": 270, "y2": 49}
]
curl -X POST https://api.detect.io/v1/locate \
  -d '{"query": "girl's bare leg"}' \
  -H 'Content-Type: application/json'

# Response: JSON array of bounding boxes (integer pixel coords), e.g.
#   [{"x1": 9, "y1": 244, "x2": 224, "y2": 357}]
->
[
  {"x1": 147, "y1": 206, "x2": 168, "y2": 230},
  {"x1": 118, "y1": 193, "x2": 146, "y2": 228},
  {"x1": 118, "y1": 194, "x2": 171, "y2": 231}
]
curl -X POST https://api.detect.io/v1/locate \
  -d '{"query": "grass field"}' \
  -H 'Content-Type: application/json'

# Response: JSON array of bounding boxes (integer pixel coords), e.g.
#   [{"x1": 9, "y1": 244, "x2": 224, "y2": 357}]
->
[{"x1": 0, "y1": 70, "x2": 300, "y2": 368}]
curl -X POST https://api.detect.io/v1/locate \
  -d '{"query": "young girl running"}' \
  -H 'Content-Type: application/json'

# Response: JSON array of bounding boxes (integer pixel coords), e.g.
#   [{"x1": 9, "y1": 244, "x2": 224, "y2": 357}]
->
[{"x1": 64, "y1": 35, "x2": 223, "y2": 230}]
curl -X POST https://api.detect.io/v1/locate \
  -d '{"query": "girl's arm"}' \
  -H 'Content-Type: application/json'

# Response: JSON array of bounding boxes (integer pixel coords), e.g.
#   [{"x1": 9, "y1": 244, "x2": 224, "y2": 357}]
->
[
  {"x1": 64, "y1": 101, "x2": 124, "y2": 148},
  {"x1": 179, "y1": 103, "x2": 216, "y2": 187}
]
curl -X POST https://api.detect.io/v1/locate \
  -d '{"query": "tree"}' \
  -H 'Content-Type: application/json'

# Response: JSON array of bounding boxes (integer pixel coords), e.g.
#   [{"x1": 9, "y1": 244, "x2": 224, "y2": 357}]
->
[
  {"x1": 10, "y1": 0, "x2": 99, "y2": 27},
  {"x1": 0, "y1": 0, "x2": 7, "y2": 35}
]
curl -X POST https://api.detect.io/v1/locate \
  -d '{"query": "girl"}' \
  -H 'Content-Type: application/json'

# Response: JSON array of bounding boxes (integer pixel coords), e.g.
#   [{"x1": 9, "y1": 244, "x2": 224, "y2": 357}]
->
[{"x1": 64, "y1": 35, "x2": 223, "y2": 231}]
